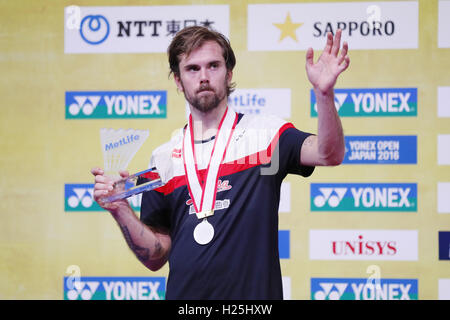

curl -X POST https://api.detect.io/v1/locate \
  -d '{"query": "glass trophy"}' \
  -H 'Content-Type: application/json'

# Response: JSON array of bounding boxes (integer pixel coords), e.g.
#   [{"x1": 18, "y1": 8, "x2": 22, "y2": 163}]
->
[
  {"x1": 99, "y1": 167, "x2": 164, "y2": 204},
  {"x1": 98, "y1": 128, "x2": 167, "y2": 204}
]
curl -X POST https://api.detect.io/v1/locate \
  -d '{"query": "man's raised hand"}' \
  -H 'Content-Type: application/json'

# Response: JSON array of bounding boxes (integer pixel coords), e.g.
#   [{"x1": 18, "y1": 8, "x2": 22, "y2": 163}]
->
[{"x1": 305, "y1": 29, "x2": 350, "y2": 94}]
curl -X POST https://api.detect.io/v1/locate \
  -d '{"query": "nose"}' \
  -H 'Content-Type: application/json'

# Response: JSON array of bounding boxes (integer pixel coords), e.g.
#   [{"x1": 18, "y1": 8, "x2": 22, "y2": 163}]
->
[{"x1": 199, "y1": 67, "x2": 209, "y2": 84}]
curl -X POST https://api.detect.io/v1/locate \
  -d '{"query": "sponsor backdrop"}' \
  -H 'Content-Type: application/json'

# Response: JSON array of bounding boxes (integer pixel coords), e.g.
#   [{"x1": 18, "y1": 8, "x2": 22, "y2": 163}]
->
[{"x1": 0, "y1": 0, "x2": 449, "y2": 300}]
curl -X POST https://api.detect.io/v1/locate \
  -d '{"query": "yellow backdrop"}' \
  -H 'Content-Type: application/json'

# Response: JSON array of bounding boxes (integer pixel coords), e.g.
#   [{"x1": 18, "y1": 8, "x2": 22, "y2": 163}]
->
[{"x1": 0, "y1": 0, "x2": 449, "y2": 299}]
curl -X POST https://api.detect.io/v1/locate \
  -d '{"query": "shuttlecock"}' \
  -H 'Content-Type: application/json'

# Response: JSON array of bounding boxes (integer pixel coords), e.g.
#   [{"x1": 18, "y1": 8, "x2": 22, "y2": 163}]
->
[{"x1": 100, "y1": 128, "x2": 149, "y2": 177}]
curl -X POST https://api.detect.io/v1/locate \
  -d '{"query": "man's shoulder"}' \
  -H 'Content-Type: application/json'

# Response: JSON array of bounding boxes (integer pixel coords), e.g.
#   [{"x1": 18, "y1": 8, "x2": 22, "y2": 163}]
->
[
  {"x1": 237, "y1": 112, "x2": 288, "y2": 131},
  {"x1": 149, "y1": 126, "x2": 185, "y2": 182},
  {"x1": 152, "y1": 127, "x2": 185, "y2": 157}
]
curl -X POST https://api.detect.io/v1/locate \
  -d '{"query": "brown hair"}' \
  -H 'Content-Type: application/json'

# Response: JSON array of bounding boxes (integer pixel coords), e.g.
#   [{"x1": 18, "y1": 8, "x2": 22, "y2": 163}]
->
[{"x1": 167, "y1": 26, "x2": 236, "y2": 96}]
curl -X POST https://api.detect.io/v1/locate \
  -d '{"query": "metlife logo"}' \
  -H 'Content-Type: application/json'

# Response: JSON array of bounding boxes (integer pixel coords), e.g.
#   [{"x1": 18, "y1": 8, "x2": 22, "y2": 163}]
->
[
  {"x1": 64, "y1": 5, "x2": 229, "y2": 54},
  {"x1": 309, "y1": 230, "x2": 418, "y2": 261},
  {"x1": 311, "y1": 278, "x2": 418, "y2": 300},
  {"x1": 248, "y1": 2, "x2": 418, "y2": 51},
  {"x1": 64, "y1": 184, "x2": 141, "y2": 212},
  {"x1": 344, "y1": 135, "x2": 417, "y2": 164},
  {"x1": 64, "y1": 277, "x2": 166, "y2": 300},
  {"x1": 311, "y1": 88, "x2": 417, "y2": 117},
  {"x1": 228, "y1": 89, "x2": 291, "y2": 119},
  {"x1": 188, "y1": 89, "x2": 292, "y2": 120},
  {"x1": 65, "y1": 91, "x2": 167, "y2": 119},
  {"x1": 310, "y1": 183, "x2": 417, "y2": 212}
]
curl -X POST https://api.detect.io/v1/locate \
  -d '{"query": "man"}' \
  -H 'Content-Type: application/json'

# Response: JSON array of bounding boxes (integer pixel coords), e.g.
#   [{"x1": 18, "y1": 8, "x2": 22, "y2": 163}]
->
[{"x1": 91, "y1": 26, "x2": 349, "y2": 299}]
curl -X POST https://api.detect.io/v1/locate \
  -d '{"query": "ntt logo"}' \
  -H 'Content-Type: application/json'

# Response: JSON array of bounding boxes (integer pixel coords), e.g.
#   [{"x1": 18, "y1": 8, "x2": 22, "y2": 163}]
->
[{"x1": 80, "y1": 15, "x2": 110, "y2": 45}]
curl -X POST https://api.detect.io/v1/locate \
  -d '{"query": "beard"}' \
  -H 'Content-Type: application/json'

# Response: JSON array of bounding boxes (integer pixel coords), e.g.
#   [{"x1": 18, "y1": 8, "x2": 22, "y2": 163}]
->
[{"x1": 182, "y1": 79, "x2": 228, "y2": 113}]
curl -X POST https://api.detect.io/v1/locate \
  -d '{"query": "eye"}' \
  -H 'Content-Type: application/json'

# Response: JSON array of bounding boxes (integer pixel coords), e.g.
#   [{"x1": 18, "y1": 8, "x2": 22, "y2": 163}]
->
[{"x1": 186, "y1": 65, "x2": 199, "y2": 72}]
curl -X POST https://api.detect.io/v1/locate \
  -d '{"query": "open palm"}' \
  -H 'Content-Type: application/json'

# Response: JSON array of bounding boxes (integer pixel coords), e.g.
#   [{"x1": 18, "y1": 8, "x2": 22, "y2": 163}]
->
[{"x1": 306, "y1": 29, "x2": 350, "y2": 94}]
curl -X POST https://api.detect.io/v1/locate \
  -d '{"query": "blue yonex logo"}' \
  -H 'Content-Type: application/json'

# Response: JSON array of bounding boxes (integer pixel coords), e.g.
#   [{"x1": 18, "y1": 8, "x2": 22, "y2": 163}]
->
[
  {"x1": 64, "y1": 276, "x2": 166, "y2": 300},
  {"x1": 311, "y1": 278, "x2": 418, "y2": 300},
  {"x1": 65, "y1": 91, "x2": 167, "y2": 119},
  {"x1": 80, "y1": 15, "x2": 110, "y2": 45}
]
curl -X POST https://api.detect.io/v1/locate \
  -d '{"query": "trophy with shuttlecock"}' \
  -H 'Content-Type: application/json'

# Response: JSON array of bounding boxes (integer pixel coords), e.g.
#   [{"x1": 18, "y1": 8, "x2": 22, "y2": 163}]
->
[{"x1": 98, "y1": 128, "x2": 165, "y2": 204}]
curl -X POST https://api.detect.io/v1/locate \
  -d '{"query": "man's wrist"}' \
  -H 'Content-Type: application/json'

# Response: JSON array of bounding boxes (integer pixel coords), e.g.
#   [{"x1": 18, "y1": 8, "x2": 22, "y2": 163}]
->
[
  {"x1": 109, "y1": 202, "x2": 134, "y2": 221},
  {"x1": 313, "y1": 86, "x2": 334, "y2": 98}
]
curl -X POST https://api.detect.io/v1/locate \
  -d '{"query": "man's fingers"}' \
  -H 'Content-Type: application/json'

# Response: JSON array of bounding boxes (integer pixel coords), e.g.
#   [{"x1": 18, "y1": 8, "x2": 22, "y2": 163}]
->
[
  {"x1": 95, "y1": 181, "x2": 114, "y2": 192},
  {"x1": 93, "y1": 181, "x2": 114, "y2": 204},
  {"x1": 338, "y1": 42, "x2": 348, "y2": 65},
  {"x1": 306, "y1": 47, "x2": 314, "y2": 67},
  {"x1": 95, "y1": 174, "x2": 108, "y2": 183},
  {"x1": 339, "y1": 41, "x2": 348, "y2": 61},
  {"x1": 119, "y1": 170, "x2": 130, "y2": 179},
  {"x1": 94, "y1": 181, "x2": 113, "y2": 191},
  {"x1": 94, "y1": 173, "x2": 115, "y2": 190},
  {"x1": 331, "y1": 29, "x2": 342, "y2": 56},
  {"x1": 94, "y1": 188, "x2": 111, "y2": 199},
  {"x1": 323, "y1": 32, "x2": 333, "y2": 54},
  {"x1": 91, "y1": 167, "x2": 104, "y2": 176},
  {"x1": 338, "y1": 56, "x2": 350, "y2": 73}
]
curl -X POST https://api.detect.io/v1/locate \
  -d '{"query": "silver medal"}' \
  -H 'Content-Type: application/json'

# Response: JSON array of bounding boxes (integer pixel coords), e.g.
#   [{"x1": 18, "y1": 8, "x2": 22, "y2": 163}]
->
[{"x1": 193, "y1": 219, "x2": 214, "y2": 245}]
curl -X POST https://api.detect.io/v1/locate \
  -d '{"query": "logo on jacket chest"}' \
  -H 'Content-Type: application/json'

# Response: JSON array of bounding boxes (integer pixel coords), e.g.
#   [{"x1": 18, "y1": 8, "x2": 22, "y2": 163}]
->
[
  {"x1": 172, "y1": 148, "x2": 182, "y2": 159},
  {"x1": 185, "y1": 179, "x2": 232, "y2": 215}
]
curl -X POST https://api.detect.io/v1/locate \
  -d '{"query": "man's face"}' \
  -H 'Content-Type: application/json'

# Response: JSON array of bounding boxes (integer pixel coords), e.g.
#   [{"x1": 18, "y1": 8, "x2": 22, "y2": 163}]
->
[{"x1": 175, "y1": 40, "x2": 232, "y2": 113}]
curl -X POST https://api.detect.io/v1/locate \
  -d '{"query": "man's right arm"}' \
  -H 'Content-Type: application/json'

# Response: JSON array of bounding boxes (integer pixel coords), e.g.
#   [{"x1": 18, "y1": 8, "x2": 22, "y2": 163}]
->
[{"x1": 91, "y1": 167, "x2": 171, "y2": 271}]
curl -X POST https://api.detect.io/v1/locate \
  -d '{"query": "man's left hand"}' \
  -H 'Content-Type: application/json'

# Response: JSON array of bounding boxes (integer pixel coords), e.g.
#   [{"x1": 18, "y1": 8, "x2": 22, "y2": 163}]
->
[{"x1": 305, "y1": 29, "x2": 350, "y2": 94}]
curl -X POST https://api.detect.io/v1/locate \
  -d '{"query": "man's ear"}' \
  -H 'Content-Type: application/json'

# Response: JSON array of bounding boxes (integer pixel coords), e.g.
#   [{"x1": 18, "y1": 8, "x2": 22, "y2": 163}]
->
[
  {"x1": 174, "y1": 73, "x2": 184, "y2": 92},
  {"x1": 227, "y1": 70, "x2": 233, "y2": 85}
]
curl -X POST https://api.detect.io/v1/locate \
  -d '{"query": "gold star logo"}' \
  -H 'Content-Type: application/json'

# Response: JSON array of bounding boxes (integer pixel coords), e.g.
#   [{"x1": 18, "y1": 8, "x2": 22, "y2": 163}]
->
[{"x1": 273, "y1": 12, "x2": 303, "y2": 42}]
